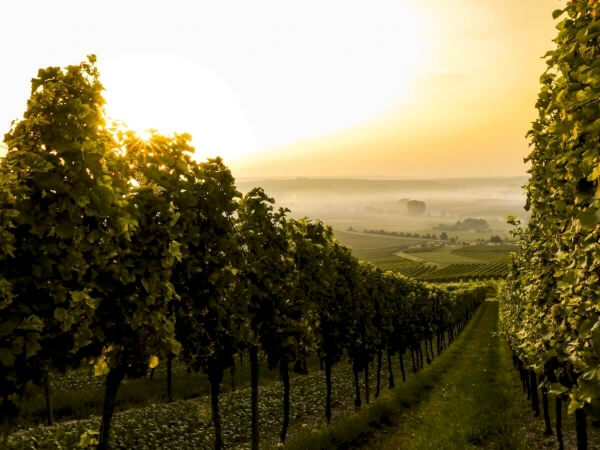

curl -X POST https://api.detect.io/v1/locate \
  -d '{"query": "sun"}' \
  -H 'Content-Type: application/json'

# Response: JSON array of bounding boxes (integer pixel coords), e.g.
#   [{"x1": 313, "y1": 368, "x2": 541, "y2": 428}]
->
[
  {"x1": 136, "y1": 129, "x2": 154, "y2": 142},
  {"x1": 100, "y1": 54, "x2": 257, "y2": 164}
]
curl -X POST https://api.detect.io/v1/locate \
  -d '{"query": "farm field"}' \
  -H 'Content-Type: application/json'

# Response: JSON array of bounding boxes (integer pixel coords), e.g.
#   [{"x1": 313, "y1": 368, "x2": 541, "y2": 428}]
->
[
  {"x1": 418, "y1": 262, "x2": 509, "y2": 282},
  {"x1": 396, "y1": 244, "x2": 489, "y2": 265},
  {"x1": 451, "y1": 244, "x2": 518, "y2": 263},
  {"x1": 333, "y1": 230, "x2": 426, "y2": 251},
  {"x1": 333, "y1": 231, "x2": 430, "y2": 272},
  {"x1": 335, "y1": 230, "x2": 514, "y2": 281},
  {"x1": 238, "y1": 177, "x2": 528, "y2": 243}
]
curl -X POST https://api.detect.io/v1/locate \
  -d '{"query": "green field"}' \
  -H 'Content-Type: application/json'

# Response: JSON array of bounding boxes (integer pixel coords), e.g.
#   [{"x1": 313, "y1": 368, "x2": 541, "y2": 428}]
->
[
  {"x1": 333, "y1": 230, "x2": 426, "y2": 271},
  {"x1": 240, "y1": 177, "x2": 528, "y2": 244},
  {"x1": 451, "y1": 244, "x2": 518, "y2": 263},
  {"x1": 418, "y1": 262, "x2": 508, "y2": 282},
  {"x1": 333, "y1": 230, "x2": 425, "y2": 250},
  {"x1": 397, "y1": 245, "x2": 484, "y2": 265},
  {"x1": 335, "y1": 230, "x2": 513, "y2": 281}
]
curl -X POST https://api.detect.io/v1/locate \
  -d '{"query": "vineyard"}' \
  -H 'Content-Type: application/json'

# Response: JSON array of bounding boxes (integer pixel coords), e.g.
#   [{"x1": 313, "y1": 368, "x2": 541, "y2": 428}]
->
[
  {"x1": 337, "y1": 237, "x2": 515, "y2": 284},
  {"x1": 0, "y1": 57, "x2": 487, "y2": 449},
  {"x1": 352, "y1": 246, "x2": 510, "y2": 282},
  {"x1": 416, "y1": 262, "x2": 509, "y2": 282},
  {"x1": 392, "y1": 262, "x2": 439, "y2": 279},
  {"x1": 4, "y1": 1, "x2": 600, "y2": 449},
  {"x1": 4, "y1": 344, "x2": 474, "y2": 449},
  {"x1": 498, "y1": 1, "x2": 600, "y2": 449},
  {"x1": 381, "y1": 260, "x2": 509, "y2": 282}
]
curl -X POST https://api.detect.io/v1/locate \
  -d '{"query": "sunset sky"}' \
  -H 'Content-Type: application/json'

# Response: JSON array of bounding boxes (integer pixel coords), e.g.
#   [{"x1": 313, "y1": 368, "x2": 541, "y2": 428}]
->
[{"x1": 0, "y1": 0, "x2": 559, "y2": 178}]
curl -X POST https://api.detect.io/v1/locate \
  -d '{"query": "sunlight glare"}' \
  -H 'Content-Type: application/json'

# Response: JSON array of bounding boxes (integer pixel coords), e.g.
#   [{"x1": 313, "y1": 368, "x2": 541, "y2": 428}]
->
[
  {"x1": 101, "y1": 54, "x2": 257, "y2": 164},
  {"x1": 137, "y1": 129, "x2": 153, "y2": 142}
]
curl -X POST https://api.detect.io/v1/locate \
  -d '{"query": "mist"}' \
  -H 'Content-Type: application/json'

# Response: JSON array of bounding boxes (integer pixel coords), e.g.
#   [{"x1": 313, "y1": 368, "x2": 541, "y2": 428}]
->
[{"x1": 236, "y1": 176, "x2": 528, "y2": 240}]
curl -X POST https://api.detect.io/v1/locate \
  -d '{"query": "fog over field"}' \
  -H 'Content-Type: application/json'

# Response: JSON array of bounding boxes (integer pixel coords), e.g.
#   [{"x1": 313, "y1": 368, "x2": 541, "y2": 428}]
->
[{"x1": 237, "y1": 176, "x2": 528, "y2": 240}]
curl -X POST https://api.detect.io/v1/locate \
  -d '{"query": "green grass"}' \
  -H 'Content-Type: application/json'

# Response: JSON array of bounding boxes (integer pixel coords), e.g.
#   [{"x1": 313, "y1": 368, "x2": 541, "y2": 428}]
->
[
  {"x1": 351, "y1": 248, "x2": 421, "y2": 272},
  {"x1": 451, "y1": 244, "x2": 518, "y2": 263},
  {"x1": 332, "y1": 231, "x2": 427, "y2": 272},
  {"x1": 372, "y1": 301, "x2": 524, "y2": 449},
  {"x1": 396, "y1": 245, "x2": 487, "y2": 266},
  {"x1": 348, "y1": 246, "x2": 415, "y2": 262},
  {"x1": 395, "y1": 244, "x2": 516, "y2": 267},
  {"x1": 334, "y1": 232, "x2": 512, "y2": 281},
  {"x1": 334, "y1": 230, "x2": 424, "y2": 250},
  {"x1": 284, "y1": 302, "x2": 490, "y2": 450}
]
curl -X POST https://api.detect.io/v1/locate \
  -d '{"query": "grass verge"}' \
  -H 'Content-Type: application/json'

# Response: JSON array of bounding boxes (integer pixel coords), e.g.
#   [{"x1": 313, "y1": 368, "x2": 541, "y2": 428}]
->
[
  {"x1": 283, "y1": 301, "x2": 489, "y2": 450},
  {"x1": 372, "y1": 300, "x2": 522, "y2": 449}
]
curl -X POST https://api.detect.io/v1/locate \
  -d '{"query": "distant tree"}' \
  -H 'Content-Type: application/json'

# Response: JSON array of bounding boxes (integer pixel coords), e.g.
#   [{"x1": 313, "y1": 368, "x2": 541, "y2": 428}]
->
[
  {"x1": 435, "y1": 218, "x2": 490, "y2": 232},
  {"x1": 462, "y1": 218, "x2": 490, "y2": 232},
  {"x1": 432, "y1": 234, "x2": 438, "y2": 240},
  {"x1": 406, "y1": 200, "x2": 426, "y2": 215},
  {"x1": 490, "y1": 235, "x2": 503, "y2": 243},
  {"x1": 440, "y1": 232, "x2": 448, "y2": 240},
  {"x1": 450, "y1": 237, "x2": 456, "y2": 243}
]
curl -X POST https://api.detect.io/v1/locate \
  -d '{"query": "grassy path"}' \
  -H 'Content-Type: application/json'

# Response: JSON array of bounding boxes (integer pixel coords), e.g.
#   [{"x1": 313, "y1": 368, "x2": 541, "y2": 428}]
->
[
  {"x1": 357, "y1": 300, "x2": 526, "y2": 449},
  {"x1": 285, "y1": 301, "x2": 487, "y2": 449}
]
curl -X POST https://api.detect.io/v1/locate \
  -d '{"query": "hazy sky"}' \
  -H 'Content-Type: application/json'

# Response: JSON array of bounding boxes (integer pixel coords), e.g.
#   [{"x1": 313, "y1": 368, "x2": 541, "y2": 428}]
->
[{"x1": 0, "y1": 0, "x2": 559, "y2": 178}]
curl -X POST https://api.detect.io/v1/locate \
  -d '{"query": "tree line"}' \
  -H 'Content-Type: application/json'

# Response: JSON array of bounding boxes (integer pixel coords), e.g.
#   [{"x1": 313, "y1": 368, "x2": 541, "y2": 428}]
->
[
  {"x1": 0, "y1": 57, "x2": 486, "y2": 449},
  {"x1": 500, "y1": 2, "x2": 600, "y2": 449}
]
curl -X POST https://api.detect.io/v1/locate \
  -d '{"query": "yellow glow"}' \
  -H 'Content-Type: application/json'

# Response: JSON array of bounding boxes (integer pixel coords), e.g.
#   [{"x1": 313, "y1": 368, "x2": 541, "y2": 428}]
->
[
  {"x1": 90, "y1": 2, "x2": 428, "y2": 167},
  {"x1": 0, "y1": 0, "x2": 560, "y2": 177},
  {"x1": 136, "y1": 129, "x2": 154, "y2": 142},
  {"x1": 102, "y1": 54, "x2": 257, "y2": 164}
]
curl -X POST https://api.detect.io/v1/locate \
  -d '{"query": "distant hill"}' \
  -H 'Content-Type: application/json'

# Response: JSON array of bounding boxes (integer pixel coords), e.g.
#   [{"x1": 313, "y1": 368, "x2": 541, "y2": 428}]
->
[
  {"x1": 235, "y1": 176, "x2": 528, "y2": 242},
  {"x1": 236, "y1": 176, "x2": 528, "y2": 198}
]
